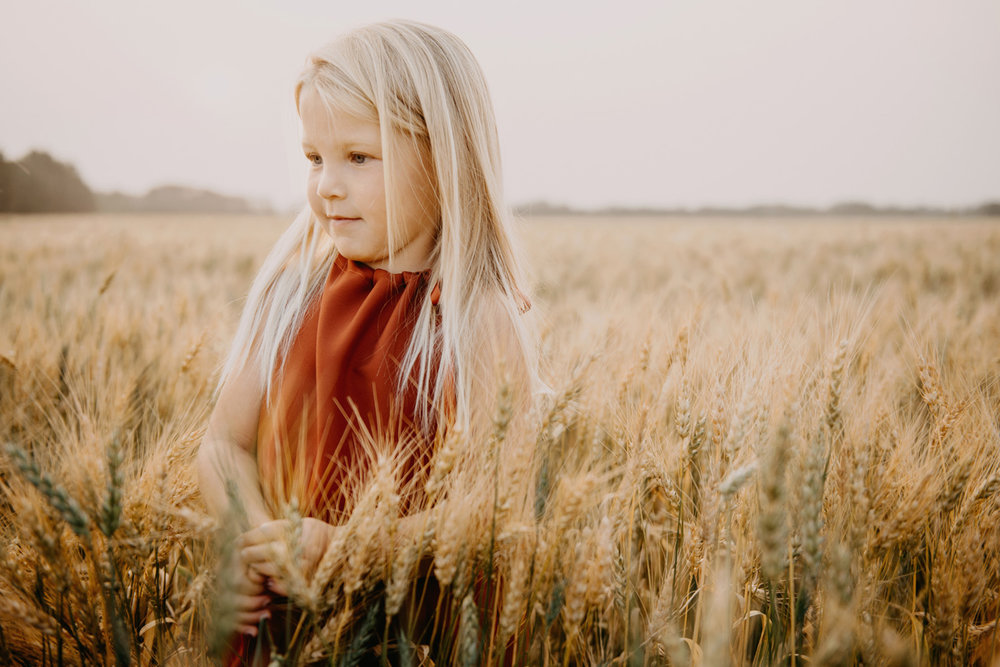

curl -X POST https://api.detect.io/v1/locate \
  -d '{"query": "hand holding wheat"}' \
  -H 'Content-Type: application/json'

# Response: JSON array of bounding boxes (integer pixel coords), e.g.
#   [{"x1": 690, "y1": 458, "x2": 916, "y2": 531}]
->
[
  {"x1": 227, "y1": 550, "x2": 272, "y2": 636},
  {"x1": 238, "y1": 518, "x2": 341, "y2": 598}
]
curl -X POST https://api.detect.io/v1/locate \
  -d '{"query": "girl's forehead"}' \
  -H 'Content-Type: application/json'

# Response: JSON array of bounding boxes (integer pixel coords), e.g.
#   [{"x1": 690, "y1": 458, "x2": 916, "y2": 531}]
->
[
  {"x1": 300, "y1": 88, "x2": 381, "y2": 143},
  {"x1": 300, "y1": 81, "x2": 377, "y2": 119}
]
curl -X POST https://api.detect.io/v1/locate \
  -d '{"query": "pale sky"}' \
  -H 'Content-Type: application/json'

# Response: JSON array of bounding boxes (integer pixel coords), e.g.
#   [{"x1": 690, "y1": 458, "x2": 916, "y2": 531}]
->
[{"x1": 2, "y1": 0, "x2": 998, "y2": 210}]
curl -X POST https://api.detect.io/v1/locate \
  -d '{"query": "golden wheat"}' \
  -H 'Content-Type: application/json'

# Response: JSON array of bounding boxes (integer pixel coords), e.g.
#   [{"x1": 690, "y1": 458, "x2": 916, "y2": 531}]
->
[{"x1": 1, "y1": 213, "x2": 998, "y2": 664}]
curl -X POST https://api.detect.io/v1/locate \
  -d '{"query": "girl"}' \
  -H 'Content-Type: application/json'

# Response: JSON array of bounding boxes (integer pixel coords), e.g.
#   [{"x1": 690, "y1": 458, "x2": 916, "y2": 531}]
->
[{"x1": 196, "y1": 19, "x2": 538, "y2": 663}]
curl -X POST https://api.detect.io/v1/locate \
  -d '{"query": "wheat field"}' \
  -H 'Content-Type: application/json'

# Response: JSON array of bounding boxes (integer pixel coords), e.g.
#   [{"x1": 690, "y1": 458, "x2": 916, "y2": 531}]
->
[{"x1": 0, "y1": 213, "x2": 998, "y2": 665}]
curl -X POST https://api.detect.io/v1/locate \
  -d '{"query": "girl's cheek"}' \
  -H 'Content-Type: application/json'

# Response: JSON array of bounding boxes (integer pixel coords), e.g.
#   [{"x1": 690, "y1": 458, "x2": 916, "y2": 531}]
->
[{"x1": 307, "y1": 178, "x2": 323, "y2": 209}]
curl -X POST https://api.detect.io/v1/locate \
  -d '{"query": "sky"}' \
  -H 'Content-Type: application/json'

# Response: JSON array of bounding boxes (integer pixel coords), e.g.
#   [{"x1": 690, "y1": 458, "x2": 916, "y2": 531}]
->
[{"x1": 2, "y1": 0, "x2": 998, "y2": 211}]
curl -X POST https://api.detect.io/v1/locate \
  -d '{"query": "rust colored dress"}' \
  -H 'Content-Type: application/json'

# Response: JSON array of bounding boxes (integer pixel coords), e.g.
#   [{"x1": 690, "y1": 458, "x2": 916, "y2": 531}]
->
[
  {"x1": 227, "y1": 253, "x2": 441, "y2": 665},
  {"x1": 256, "y1": 252, "x2": 441, "y2": 522}
]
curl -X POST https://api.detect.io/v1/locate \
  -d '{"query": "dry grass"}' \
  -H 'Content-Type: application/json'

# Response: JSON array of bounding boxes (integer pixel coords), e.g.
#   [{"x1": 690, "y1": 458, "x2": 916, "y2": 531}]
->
[{"x1": 1, "y1": 212, "x2": 998, "y2": 665}]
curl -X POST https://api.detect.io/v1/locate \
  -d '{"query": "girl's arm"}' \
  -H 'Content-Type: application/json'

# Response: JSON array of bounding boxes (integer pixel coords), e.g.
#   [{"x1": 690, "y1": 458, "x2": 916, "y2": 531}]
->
[
  {"x1": 197, "y1": 363, "x2": 276, "y2": 635},
  {"x1": 197, "y1": 363, "x2": 272, "y2": 528}
]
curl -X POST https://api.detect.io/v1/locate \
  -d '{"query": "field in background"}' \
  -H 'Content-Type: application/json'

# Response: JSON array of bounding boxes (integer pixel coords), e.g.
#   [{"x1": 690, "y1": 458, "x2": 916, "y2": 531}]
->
[{"x1": 0, "y1": 213, "x2": 998, "y2": 665}]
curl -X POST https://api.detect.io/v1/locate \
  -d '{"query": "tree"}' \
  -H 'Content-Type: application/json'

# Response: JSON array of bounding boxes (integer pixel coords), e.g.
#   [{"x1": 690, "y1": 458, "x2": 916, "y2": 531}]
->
[
  {"x1": 976, "y1": 201, "x2": 1000, "y2": 216},
  {"x1": 0, "y1": 150, "x2": 96, "y2": 212}
]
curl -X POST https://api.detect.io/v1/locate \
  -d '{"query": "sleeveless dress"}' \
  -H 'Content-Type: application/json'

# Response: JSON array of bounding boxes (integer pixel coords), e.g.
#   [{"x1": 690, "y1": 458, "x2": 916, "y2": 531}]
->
[{"x1": 226, "y1": 253, "x2": 442, "y2": 665}]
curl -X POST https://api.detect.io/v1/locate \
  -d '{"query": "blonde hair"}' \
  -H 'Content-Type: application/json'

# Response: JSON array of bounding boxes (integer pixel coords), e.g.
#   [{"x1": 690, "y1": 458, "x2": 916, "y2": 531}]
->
[{"x1": 221, "y1": 19, "x2": 538, "y2": 429}]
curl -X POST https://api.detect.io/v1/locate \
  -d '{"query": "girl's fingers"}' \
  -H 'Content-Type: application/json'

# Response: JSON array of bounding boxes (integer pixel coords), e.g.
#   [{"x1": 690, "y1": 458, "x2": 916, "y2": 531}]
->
[
  {"x1": 246, "y1": 563, "x2": 266, "y2": 584},
  {"x1": 237, "y1": 520, "x2": 289, "y2": 549},
  {"x1": 265, "y1": 577, "x2": 288, "y2": 597},
  {"x1": 235, "y1": 609, "x2": 271, "y2": 628},
  {"x1": 241, "y1": 542, "x2": 286, "y2": 567},
  {"x1": 249, "y1": 560, "x2": 282, "y2": 580},
  {"x1": 234, "y1": 570, "x2": 266, "y2": 596},
  {"x1": 233, "y1": 565, "x2": 268, "y2": 596},
  {"x1": 233, "y1": 594, "x2": 272, "y2": 613},
  {"x1": 234, "y1": 518, "x2": 337, "y2": 599}
]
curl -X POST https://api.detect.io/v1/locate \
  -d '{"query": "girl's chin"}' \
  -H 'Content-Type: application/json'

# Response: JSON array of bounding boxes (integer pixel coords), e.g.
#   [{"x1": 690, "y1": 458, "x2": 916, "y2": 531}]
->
[
  {"x1": 330, "y1": 242, "x2": 381, "y2": 268},
  {"x1": 321, "y1": 228, "x2": 368, "y2": 255}
]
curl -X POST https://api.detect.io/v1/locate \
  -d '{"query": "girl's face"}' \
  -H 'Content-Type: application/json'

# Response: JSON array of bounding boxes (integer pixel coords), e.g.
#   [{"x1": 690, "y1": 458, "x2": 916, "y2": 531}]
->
[{"x1": 300, "y1": 85, "x2": 438, "y2": 273}]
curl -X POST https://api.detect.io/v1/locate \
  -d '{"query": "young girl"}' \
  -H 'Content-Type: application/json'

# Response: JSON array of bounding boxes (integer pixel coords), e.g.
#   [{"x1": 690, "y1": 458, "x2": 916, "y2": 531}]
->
[{"x1": 196, "y1": 19, "x2": 537, "y2": 663}]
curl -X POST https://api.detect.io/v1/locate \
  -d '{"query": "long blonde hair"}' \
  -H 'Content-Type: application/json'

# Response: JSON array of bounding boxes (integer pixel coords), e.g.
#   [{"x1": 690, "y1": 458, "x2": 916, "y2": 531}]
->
[{"x1": 221, "y1": 19, "x2": 538, "y2": 429}]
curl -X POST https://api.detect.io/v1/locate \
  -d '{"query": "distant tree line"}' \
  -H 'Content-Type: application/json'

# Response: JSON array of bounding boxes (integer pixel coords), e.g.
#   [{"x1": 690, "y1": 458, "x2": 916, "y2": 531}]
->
[
  {"x1": 2, "y1": 148, "x2": 997, "y2": 217},
  {"x1": 97, "y1": 186, "x2": 269, "y2": 214},
  {"x1": 515, "y1": 200, "x2": 1000, "y2": 217},
  {"x1": 0, "y1": 150, "x2": 96, "y2": 212},
  {"x1": 0, "y1": 149, "x2": 269, "y2": 214}
]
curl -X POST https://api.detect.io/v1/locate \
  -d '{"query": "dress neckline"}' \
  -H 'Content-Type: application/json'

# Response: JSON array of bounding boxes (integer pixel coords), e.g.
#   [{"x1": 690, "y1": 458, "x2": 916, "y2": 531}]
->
[{"x1": 335, "y1": 253, "x2": 431, "y2": 287}]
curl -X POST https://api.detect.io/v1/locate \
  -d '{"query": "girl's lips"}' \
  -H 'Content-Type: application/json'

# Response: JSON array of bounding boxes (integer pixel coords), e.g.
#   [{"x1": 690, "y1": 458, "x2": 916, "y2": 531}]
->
[{"x1": 327, "y1": 216, "x2": 361, "y2": 228}]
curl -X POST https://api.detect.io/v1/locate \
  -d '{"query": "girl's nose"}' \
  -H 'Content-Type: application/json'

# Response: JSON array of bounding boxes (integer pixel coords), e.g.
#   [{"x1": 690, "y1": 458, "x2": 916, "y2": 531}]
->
[{"x1": 316, "y1": 166, "x2": 344, "y2": 199}]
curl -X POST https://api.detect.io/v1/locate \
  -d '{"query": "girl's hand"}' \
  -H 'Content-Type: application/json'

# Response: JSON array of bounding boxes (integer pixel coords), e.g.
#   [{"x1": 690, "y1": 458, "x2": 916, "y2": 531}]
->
[
  {"x1": 238, "y1": 518, "x2": 339, "y2": 597},
  {"x1": 228, "y1": 550, "x2": 272, "y2": 636}
]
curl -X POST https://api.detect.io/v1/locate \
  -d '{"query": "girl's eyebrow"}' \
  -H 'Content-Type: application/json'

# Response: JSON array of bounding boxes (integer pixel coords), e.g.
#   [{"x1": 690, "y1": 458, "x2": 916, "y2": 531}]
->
[{"x1": 301, "y1": 136, "x2": 380, "y2": 150}]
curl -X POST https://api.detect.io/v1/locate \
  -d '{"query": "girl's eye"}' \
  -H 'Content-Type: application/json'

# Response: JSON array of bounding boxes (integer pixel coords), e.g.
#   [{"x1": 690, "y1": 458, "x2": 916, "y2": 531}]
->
[
  {"x1": 306, "y1": 153, "x2": 322, "y2": 166},
  {"x1": 349, "y1": 153, "x2": 368, "y2": 165}
]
